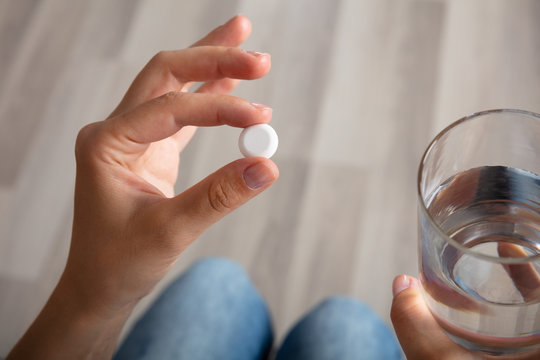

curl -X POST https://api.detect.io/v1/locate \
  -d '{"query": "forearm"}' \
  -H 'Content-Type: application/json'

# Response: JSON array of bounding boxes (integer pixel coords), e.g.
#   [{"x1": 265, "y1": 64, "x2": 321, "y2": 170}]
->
[{"x1": 7, "y1": 276, "x2": 133, "y2": 360}]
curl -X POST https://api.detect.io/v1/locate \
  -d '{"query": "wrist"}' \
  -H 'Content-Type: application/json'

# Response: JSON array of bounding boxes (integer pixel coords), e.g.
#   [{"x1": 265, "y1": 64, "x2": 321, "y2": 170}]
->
[
  {"x1": 7, "y1": 275, "x2": 133, "y2": 360},
  {"x1": 53, "y1": 268, "x2": 136, "y2": 324}
]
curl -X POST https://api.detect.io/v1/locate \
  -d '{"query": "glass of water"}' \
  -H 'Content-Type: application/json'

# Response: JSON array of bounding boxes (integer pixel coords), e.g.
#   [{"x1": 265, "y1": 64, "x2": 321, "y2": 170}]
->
[{"x1": 418, "y1": 109, "x2": 540, "y2": 356}]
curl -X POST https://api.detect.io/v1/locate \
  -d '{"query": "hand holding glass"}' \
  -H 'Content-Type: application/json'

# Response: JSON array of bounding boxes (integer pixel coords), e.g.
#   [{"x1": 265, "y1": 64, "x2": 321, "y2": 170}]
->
[{"x1": 418, "y1": 109, "x2": 540, "y2": 356}]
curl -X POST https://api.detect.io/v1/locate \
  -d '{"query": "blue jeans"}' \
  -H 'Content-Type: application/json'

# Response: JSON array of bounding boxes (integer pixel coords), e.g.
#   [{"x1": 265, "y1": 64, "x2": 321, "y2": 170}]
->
[{"x1": 114, "y1": 258, "x2": 402, "y2": 360}]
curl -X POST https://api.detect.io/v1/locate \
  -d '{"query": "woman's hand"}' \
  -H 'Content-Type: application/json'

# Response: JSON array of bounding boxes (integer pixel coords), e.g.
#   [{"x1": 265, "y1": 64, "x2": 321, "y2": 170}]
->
[
  {"x1": 390, "y1": 275, "x2": 480, "y2": 359},
  {"x1": 390, "y1": 275, "x2": 540, "y2": 359},
  {"x1": 66, "y1": 14, "x2": 276, "y2": 317},
  {"x1": 8, "y1": 15, "x2": 278, "y2": 360}
]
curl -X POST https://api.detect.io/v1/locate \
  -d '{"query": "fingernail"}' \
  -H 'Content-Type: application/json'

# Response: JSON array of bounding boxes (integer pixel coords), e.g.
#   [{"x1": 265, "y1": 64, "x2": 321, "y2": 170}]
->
[
  {"x1": 250, "y1": 102, "x2": 271, "y2": 111},
  {"x1": 393, "y1": 275, "x2": 418, "y2": 297},
  {"x1": 246, "y1": 50, "x2": 267, "y2": 57},
  {"x1": 243, "y1": 162, "x2": 275, "y2": 190}
]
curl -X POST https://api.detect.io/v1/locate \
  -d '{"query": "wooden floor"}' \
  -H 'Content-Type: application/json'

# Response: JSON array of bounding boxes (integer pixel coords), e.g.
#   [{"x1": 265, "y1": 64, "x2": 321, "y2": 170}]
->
[{"x1": 1, "y1": 0, "x2": 540, "y2": 355}]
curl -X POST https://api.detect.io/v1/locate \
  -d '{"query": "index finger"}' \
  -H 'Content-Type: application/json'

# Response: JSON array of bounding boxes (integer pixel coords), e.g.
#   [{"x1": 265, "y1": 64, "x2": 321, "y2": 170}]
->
[{"x1": 101, "y1": 92, "x2": 272, "y2": 153}]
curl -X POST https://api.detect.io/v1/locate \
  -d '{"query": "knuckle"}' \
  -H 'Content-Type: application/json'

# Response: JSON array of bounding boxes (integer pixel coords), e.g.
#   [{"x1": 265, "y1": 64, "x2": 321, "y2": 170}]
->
[
  {"x1": 212, "y1": 96, "x2": 246, "y2": 126},
  {"x1": 157, "y1": 90, "x2": 184, "y2": 105},
  {"x1": 216, "y1": 48, "x2": 236, "y2": 76},
  {"x1": 74, "y1": 121, "x2": 114, "y2": 168},
  {"x1": 223, "y1": 95, "x2": 243, "y2": 111},
  {"x1": 214, "y1": 105, "x2": 225, "y2": 126},
  {"x1": 228, "y1": 95, "x2": 244, "y2": 106},
  {"x1": 225, "y1": 47, "x2": 237, "y2": 57},
  {"x1": 164, "y1": 90, "x2": 182, "y2": 101},
  {"x1": 75, "y1": 123, "x2": 100, "y2": 160},
  {"x1": 390, "y1": 292, "x2": 417, "y2": 325},
  {"x1": 207, "y1": 180, "x2": 239, "y2": 213},
  {"x1": 150, "y1": 50, "x2": 169, "y2": 66},
  {"x1": 389, "y1": 300, "x2": 403, "y2": 325}
]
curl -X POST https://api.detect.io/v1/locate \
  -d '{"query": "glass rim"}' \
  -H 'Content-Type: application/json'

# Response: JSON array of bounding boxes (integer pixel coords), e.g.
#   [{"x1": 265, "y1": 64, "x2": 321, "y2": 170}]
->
[{"x1": 417, "y1": 108, "x2": 540, "y2": 264}]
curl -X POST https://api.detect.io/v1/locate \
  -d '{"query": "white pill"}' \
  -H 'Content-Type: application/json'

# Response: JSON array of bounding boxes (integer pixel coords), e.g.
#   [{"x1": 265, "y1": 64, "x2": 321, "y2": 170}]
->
[{"x1": 238, "y1": 124, "x2": 278, "y2": 158}]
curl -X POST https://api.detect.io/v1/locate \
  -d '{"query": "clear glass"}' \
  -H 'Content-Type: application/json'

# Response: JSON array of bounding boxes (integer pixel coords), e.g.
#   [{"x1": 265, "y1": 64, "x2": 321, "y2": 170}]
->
[{"x1": 418, "y1": 109, "x2": 540, "y2": 356}]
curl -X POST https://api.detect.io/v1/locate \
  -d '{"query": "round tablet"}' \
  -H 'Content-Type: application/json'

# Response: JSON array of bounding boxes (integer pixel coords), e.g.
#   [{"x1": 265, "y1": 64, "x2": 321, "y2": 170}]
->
[{"x1": 238, "y1": 124, "x2": 278, "y2": 158}]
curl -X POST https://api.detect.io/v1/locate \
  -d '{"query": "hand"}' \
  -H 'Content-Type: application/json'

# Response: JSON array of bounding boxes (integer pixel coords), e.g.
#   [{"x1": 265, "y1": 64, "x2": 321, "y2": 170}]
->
[
  {"x1": 390, "y1": 274, "x2": 540, "y2": 359},
  {"x1": 64, "y1": 14, "x2": 277, "y2": 318},
  {"x1": 391, "y1": 275, "x2": 480, "y2": 359},
  {"x1": 8, "y1": 15, "x2": 278, "y2": 359}
]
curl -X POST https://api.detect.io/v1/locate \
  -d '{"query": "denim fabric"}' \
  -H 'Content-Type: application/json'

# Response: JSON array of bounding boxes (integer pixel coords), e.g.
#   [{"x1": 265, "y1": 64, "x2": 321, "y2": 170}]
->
[
  {"x1": 115, "y1": 257, "x2": 402, "y2": 360},
  {"x1": 275, "y1": 296, "x2": 402, "y2": 360},
  {"x1": 114, "y1": 258, "x2": 273, "y2": 360}
]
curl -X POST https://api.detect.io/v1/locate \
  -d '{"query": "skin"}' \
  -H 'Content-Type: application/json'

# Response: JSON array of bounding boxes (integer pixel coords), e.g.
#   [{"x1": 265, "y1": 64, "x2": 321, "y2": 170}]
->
[
  {"x1": 7, "y1": 15, "x2": 277, "y2": 360},
  {"x1": 391, "y1": 275, "x2": 540, "y2": 359},
  {"x1": 6, "y1": 15, "x2": 539, "y2": 360}
]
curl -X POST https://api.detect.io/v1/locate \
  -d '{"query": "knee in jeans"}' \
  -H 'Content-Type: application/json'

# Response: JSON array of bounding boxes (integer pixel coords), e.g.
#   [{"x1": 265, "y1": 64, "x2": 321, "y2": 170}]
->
[
  {"x1": 304, "y1": 296, "x2": 380, "y2": 330},
  {"x1": 171, "y1": 257, "x2": 253, "y2": 296},
  {"x1": 314, "y1": 296, "x2": 369, "y2": 316}
]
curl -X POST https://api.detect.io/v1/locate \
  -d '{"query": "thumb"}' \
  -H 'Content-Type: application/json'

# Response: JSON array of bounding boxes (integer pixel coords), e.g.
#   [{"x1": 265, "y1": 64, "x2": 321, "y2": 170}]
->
[
  {"x1": 390, "y1": 275, "x2": 477, "y2": 360},
  {"x1": 162, "y1": 157, "x2": 278, "y2": 246}
]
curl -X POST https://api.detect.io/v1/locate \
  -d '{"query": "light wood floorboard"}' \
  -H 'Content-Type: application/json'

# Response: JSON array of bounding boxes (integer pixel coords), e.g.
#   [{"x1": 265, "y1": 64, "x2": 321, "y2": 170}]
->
[{"x1": 1, "y1": 0, "x2": 539, "y2": 355}]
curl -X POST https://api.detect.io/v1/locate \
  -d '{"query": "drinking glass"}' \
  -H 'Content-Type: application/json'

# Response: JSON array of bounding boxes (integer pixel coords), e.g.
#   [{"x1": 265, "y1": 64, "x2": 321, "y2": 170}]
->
[{"x1": 418, "y1": 109, "x2": 540, "y2": 355}]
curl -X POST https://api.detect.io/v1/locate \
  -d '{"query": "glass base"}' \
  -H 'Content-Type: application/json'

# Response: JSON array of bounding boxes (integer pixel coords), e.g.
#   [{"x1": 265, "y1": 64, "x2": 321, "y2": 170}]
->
[{"x1": 447, "y1": 332, "x2": 540, "y2": 357}]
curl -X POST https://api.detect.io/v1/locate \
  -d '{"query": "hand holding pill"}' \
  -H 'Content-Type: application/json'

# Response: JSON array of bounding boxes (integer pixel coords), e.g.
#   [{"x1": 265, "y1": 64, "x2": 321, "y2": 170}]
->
[{"x1": 6, "y1": 15, "x2": 279, "y2": 360}]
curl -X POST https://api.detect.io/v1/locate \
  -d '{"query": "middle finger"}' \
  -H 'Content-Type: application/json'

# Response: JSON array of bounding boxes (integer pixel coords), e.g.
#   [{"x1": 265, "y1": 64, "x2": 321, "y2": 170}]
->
[{"x1": 111, "y1": 47, "x2": 270, "y2": 118}]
